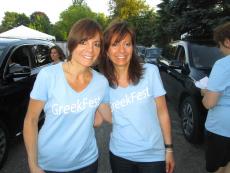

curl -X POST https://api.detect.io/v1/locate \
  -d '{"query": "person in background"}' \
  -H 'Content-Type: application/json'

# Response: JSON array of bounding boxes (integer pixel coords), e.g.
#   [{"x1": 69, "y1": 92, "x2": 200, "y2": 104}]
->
[
  {"x1": 50, "y1": 45, "x2": 65, "y2": 64},
  {"x1": 202, "y1": 22, "x2": 230, "y2": 173},
  {"x1": 99, "y1": 21, "x2": 175, "y2": 173},
  {"x1": 23, "y1": 18, "x2": 109, "y2": 173}
]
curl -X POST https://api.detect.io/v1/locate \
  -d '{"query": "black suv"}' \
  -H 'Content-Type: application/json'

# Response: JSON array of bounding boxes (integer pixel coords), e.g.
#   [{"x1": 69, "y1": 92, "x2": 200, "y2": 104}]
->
[
  {"x1": 158, "y1": 40, "x2": 223, "y2": 144},
  {"x1": 0, "y1": 38, "x2": 55, "y2": 168}
]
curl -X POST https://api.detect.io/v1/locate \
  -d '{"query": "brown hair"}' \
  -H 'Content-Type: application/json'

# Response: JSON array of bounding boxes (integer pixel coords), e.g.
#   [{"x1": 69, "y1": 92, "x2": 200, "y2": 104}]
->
[
  {"x1": 100, "y1": 21, "x2": 144, "y2": 88},
  {"x1": 67, "y1": 18, "x2": 103, "y2": 61},
  {"x1": 50, "y1": 45, "x2": 65, "y2": 61},
  {"x1": 213, "y1": 22, "x2": 230, "y2": 46}
]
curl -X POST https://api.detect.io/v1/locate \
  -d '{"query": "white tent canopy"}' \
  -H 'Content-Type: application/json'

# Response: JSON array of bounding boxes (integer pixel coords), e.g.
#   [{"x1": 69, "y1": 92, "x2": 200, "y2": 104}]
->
[{"x1": 0, "y1": 25, "x2": 55, "y2": 41}]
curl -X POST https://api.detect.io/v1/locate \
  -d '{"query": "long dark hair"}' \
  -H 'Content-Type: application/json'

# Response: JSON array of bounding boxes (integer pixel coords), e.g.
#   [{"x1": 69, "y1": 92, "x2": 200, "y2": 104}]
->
[{"x1": 100, "y1": 21, "x2": 144, "y2": 88}]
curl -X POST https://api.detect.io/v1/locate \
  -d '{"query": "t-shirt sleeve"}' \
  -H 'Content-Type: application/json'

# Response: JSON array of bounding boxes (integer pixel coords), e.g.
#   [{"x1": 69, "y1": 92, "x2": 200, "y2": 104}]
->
[
  {"x1": 149, "y1": 65, "x2": 166, "y2": 97},
  {"x1": 207, "y1": 60, "x2": 228, "y2": 92},
  {"x1": 101, "y1": 79, "x2": 110, "y2": 104},
  {"x1": 30, "y1": 68, "x2": 49, "y2": 101}
]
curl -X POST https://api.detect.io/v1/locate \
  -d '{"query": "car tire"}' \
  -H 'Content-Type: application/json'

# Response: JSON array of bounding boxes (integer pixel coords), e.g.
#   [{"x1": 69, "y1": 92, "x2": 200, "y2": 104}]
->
[
  {"x1": 0, "y1": 122, "x2": 8, "y2": 168},
  {"x1": 180, "y1": 97, "x2": 203, "y2": 144}
]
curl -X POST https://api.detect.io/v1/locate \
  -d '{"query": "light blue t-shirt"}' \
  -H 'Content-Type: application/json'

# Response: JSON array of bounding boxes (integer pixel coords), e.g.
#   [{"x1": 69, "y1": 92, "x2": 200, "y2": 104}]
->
[
  {"x1": 205, "y1": 55, "x2": 230, "y2": 137},
  {"x1": 30, "y1": 63, "x2": 109, "y2": 171},
  {"x1": 109, "y1": 63, "x2": 166, "y2": 162}
]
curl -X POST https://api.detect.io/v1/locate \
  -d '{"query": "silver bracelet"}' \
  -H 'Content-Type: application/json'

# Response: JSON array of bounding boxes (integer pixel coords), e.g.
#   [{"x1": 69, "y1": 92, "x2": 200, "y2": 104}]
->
[{"x1": 165, "y1": 149, "x2": 174, "y2": 153}]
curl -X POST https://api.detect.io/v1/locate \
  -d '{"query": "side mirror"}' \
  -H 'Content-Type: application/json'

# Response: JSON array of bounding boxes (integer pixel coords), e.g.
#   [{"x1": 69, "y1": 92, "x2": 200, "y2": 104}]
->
[
  {"x1": 169, "y1": 60, "x2": 183, "y2": 69},
  {"x1": 6, "y1": 64, "x2": 31, "y2": 79}
]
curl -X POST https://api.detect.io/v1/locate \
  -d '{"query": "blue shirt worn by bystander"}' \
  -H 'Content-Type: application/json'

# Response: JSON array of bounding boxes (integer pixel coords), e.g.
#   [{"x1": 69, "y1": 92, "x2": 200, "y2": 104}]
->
[{"x1": 205, "y1": 55, "x2": 230, "y2": 137}]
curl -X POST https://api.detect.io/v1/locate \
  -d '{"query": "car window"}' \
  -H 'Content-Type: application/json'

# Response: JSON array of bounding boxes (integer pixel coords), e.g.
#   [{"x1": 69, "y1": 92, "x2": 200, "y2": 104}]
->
[
  {"x1": 3, "y1": 46, "x2": 31, "y2": 76},
  {"x1": 176, "y1": 46, "x2": 186, "y2": 64},
  {"x1": 139, "y1": 48, "x2": 145, "y2": 55},
  {"x1": 146, "y1": 50, "x2": 151, "y2": 57},
  {"x1": 0, "y1": 45, "x2": 7, "y2": 59},
  {"x1": 9, "y1": 46, "x2": 31, "y2": 67},
  {"x1": 32, "y1": 44, "x2": 51, "y2": 67},
  {"x1": 190, "y1": 43, "x2": 223, "y2": 69},
  {"x1": 147, "y1": 48, "x2": 162, "y2": 58},
  {"x1": 162, "y1": 44, "x2": 177, "y2": 60},
  {"x1": 146, "y1": 49, "x2": 154, "y2": 58},
  {"x1": 136, "y1": 46, "x2": 146, "y2": 58}
]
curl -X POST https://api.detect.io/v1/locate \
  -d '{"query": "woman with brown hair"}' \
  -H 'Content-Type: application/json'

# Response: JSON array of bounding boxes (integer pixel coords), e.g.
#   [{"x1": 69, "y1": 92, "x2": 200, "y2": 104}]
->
[
  {"x1": 100, "y1": 21, "x2": 175, "y2": 173},
  {"x1": 23, "y1": 18, "x2": 109, "y2": 173},
  {"x1": 49, "y1": 45, "x2": 65, "y2": 64}
]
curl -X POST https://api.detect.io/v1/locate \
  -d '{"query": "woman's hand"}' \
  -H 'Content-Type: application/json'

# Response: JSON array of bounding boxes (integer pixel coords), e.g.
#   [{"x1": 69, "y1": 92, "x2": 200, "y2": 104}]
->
[
  {"x1": 29, "y1": 164, "x2": 45, "y2": 173},
  {"x1": 165, "y1": 151, "x2": 175, "y2": 173},
  {"x1": 200, "y1": 89, "x2": 207, "y2": 96}
]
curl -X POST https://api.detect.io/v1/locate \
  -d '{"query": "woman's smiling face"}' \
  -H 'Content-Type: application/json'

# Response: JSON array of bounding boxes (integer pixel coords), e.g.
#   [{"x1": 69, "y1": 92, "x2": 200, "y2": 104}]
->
[
  {"x1": 71, "y1": 32, "x2": 101, "y2": 67},
  {"x1": 107, "y1": 33, "x2": 133, "y2": 68}
]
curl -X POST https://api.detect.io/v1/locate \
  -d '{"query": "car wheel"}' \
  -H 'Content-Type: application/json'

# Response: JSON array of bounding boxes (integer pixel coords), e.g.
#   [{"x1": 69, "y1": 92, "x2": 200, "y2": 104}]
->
[
  {"x1": 180, "y1": 97, "x2": 203, "y2": 144},
  {"x1": 0, "y1": 123, "x2": 8, "y2": 168}
]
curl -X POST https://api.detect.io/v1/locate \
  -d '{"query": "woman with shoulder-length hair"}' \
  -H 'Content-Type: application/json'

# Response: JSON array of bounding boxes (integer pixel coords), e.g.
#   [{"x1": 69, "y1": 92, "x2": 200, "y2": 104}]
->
[
  {"x1": 23, "y1": 18, "x2": 110, "y2": 173},
  {"x1": 49, "y1": 45, "x2": 65, "y2": 64},
  {"x1": 99, "y1": 21, "x2": 175, "y2": 173}
]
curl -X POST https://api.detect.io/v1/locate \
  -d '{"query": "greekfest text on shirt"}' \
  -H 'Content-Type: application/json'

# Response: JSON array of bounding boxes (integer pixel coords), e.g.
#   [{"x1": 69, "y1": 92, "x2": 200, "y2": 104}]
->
[
  {"x1": 111, "y1": 87, "x2": 150, "y2": 112},
  {"x1": 52, "y1": 96, "x2": 100, "y2": 116}
]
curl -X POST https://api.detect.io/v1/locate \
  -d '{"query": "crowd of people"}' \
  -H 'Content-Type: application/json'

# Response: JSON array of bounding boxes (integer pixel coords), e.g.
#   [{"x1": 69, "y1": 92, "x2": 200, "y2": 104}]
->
[{"x1": 23, "y1": 18, "x2": 229, "y2": 173}]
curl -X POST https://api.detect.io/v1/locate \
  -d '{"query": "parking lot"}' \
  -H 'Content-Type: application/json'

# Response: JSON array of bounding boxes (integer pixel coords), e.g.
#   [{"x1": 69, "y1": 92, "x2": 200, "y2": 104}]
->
[{"x1": 1, "y1": 100, "x2": 208, "y2": 173}]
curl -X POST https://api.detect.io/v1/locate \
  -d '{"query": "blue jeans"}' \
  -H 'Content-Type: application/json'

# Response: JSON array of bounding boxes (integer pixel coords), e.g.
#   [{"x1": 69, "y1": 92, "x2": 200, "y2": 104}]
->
[
  {"x1": 110, "y1": 151, "x2": 166, "y2": 173},
  {"x1": 44, "y1": 160, "x2": 98, "y2": 173}
]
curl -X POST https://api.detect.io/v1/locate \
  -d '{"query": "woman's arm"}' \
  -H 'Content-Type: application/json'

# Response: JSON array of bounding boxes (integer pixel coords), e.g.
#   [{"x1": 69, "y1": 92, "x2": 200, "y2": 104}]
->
[
  {"x1": 94, "y1": 110, "x2": 104, "y2": 127},
  {"x1": 155, "y1": 95, "x2": 175, "y2": 173},
  {"x1": 94, "y1": 104, "x2": 112, "y2": 127},
  {"x1": 97, "y1": 104, "x2": 112, "y2": 123},
  {"x1": 202, "y1": 89, "x2": 220, "y2": 109},
  {"x1": 23, "y1": 99, "x2": 45, "y2": 173}
]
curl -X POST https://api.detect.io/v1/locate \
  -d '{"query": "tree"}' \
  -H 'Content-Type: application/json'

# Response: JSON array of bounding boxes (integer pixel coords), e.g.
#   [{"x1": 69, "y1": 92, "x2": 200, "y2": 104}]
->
[
  {"x1": 72, "y1": 0, "x2": 86, "y2": 6},
  {"x1": 57, "y1": 4, "x2": 108, "y2": 40},
  {"x1": 107, "y1": 0, "x2": 158, "y2": 46},
  {"x1": 153, "y1": 0, "x2": 230, "y2": 46},
  {"x1": 1, "y1": 12, "x2": 30, "y2": 30},
  {"x1": 169, "y1": 0, "x2": 230, "y2": 39},
  {"x1": 50, "y1": 23, "x2": 65, "y2": 41},
  {"x1": 152, "y1": 0, "x2": 174, "y2": 47},
  {"x1": 109, "y1": 0, "x2": 149, "y2": 20},
  {"x1": 58, "y1": 5, "x2": 94, "y2": 40},
  {"x1": 29, "y1": 11, "x2": 52, "y2": 34},
  {"x1": 95, "y1": 13, "x2": 109, "y2": 30},
  {"x1": 128, "y1": 10, "x2": 157, "y2": 46}
]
